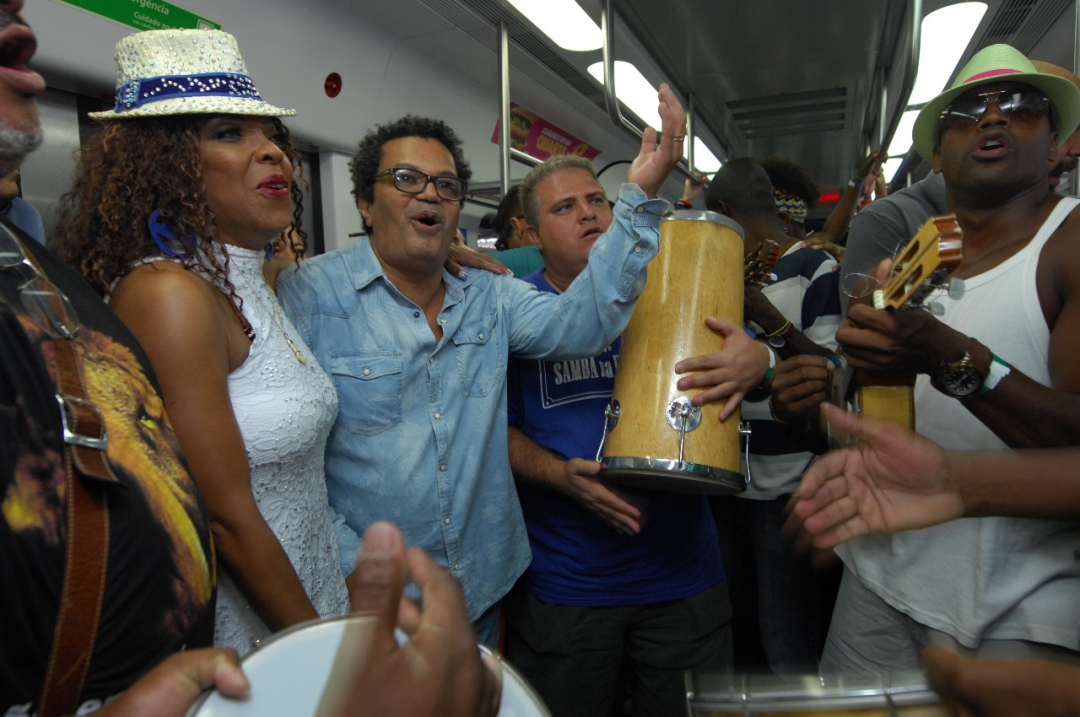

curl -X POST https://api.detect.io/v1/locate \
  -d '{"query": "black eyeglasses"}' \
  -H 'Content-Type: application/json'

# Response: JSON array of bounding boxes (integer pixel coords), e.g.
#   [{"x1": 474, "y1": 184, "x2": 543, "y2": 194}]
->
[
  {"x1": 0, "y1": 223, "x2": 81, "y2": 339},
  {"x1": 375, "y1": 167, "x2": 467, "y2": 202},
  {"x1": 939, "y1": 88, "x2": 1051, "y2": 134}
]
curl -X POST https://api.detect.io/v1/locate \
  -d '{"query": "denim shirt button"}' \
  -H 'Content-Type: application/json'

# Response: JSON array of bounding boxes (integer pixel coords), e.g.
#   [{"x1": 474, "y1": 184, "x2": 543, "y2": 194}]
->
[
  {"x1": 363, "y1": 368, "x2": 371, "y2": 376},
  {"x1": 453, "y1": 563, "x2": 460, "y2": 571},
  {"x1": 634, "y1": 246, "x2": 641, "y2": 253},
  {"x1": 635, "y1": 206, "x2": 644, "y2": 213},
  {"x1": 439, "y1": 464, "x2": 446, "y2": 471},
  {"x1": 413, "y1": 311, "x2": 420, "y2": 318},
  {"x1": 444, "y1": 517, "x2": 451, "y2": 525},
  {"x1": 434, "y1": 412, "x2": 442, "y2": 419}
]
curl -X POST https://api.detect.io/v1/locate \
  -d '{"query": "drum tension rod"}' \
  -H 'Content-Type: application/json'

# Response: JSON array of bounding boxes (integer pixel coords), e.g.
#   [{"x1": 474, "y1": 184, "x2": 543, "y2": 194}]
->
[
  {"x1": 595, "y1": 400, "x2": 621, "y2": 462},
  {"x1": 739, "y1": 421, "x2": 753, "y2": 486}
]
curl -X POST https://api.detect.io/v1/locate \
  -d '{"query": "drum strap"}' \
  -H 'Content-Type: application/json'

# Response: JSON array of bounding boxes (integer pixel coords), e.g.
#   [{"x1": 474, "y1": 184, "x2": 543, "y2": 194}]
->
[{"x1": 14, "y1": 233, "x2": 116, "y2": 717}]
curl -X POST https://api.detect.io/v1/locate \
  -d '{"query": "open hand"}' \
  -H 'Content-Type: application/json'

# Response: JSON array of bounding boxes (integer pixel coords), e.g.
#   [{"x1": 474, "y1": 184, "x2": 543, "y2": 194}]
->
[{"x1": 626, "y1": 83, "x2": 688, "y2": 198}]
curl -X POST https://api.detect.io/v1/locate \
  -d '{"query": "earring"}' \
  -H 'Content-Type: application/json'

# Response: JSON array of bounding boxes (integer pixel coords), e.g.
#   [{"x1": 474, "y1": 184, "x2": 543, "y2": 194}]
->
[
  {"x1": 148, "y1": 209, "x2": 193, "y2": 258},
  {"x1": 264, "y1": 242, "x2": 275, "y2": 261}
]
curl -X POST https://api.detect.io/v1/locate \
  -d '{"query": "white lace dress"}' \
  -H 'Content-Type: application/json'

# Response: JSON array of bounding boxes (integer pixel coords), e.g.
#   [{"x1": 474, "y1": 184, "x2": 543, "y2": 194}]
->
[{"x1": 214, "y1": 245, "x2": 348, "y2": 654}]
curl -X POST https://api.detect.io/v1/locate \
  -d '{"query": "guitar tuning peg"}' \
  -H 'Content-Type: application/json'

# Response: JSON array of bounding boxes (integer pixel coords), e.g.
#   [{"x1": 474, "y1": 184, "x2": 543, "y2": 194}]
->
[
  {"x1": 948, "y1": 277, "x2": 966, "y2": 300},
  {"x1": 926, "y1": 301, "x2": 945, "y2": 316}
]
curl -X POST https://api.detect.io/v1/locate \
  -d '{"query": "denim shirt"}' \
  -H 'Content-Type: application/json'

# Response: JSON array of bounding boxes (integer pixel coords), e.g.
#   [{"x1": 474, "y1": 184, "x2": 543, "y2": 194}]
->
[{"x1": 277, "y1": 184, "x2": 666, "y2": 620}]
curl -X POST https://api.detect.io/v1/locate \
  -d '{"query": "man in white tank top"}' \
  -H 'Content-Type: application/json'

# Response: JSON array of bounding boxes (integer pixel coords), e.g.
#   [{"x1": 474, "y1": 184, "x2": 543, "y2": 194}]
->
[{"x1": 821, "y1": 44, "x2": 1080, "y2": 674}]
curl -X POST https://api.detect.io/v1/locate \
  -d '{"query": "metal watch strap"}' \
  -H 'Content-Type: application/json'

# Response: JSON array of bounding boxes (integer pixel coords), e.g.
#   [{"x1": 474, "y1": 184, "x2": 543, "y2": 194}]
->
[{"x1": 967, "y1": 338, "x2": 992, "y2": 379}]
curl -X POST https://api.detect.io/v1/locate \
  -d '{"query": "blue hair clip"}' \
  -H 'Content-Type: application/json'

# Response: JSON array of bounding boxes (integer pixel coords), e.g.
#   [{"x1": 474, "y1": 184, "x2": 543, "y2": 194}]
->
[{"x1": 148, "y1": 209, "x2": 193, "y2": 259}]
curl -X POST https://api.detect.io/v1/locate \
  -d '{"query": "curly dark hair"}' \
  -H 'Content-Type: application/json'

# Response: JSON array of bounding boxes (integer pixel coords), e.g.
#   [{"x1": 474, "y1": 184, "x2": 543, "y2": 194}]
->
[
  {"x1": 759, "y1": 155, "x2": 819, "y2": 208},
  {"x1": 348, "y1": 115, "x2": 472, "y2": 232},
  {"x1": 54, "y1": 116, "x2": 307, "y2": 308}
]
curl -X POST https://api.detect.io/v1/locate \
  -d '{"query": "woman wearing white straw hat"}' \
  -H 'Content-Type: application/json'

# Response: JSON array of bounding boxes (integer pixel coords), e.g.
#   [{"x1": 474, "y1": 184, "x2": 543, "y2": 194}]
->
[{"x1": 55, "y1": 29, "x2": 349, "y2": 654}]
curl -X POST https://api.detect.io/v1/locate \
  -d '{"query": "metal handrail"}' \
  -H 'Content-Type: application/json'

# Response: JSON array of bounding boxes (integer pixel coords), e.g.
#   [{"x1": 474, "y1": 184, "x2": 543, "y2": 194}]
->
[
  {"x1": 497, "y1": 22, "x2": 543, "y2": 196},
  {"x1": 878, "y1": 0, "x2": 923, "y2": 157},
  {"x1": 601, "y1": 0, "x2": 695, "y2": 181}
]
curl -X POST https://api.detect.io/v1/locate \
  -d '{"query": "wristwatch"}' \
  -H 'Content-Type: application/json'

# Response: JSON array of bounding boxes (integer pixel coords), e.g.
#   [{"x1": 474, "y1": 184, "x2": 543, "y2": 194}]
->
[
  {"x1": 932, "y1": 338, "x2": 992, "y2": 398},
  {"x1": 767, "y1": 320, "x2": 795, "y2": 348}
]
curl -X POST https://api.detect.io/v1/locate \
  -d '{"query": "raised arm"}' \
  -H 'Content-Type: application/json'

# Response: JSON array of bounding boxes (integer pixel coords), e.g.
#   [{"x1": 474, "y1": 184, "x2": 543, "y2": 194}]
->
[{"x1": 110, "y1": 265, "x2": 319, "y2": 631}]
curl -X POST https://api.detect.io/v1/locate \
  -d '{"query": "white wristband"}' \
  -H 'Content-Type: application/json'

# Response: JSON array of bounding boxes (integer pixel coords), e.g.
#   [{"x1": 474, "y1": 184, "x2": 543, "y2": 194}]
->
[{"x1": 981, "y1": 355, "x2": 1011, "y2": 393}]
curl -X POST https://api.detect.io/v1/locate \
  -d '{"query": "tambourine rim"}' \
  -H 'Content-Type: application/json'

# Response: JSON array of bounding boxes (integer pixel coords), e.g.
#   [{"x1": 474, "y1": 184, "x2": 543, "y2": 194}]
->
[
  {"x1": 663, "y1": 209, "x2": 745, "y2": 239},
  {"x1": 185, "y1": 614, "x2": 551, "y2": 717},
  {"x1": 184, "y1": 614, "x2": 374, "y2": 717}
]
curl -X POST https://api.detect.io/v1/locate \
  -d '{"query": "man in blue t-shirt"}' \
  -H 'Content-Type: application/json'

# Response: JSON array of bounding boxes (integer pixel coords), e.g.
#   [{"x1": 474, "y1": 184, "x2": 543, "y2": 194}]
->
[{"x1": 505, "y1": 155, "x2": 766, "y2": 717}]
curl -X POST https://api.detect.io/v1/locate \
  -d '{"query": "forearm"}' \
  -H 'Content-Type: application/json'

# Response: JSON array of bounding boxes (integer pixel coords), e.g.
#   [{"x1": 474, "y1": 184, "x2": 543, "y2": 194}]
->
[
  {"x1": 950, "y1": 447, "x2": 1080, "y2": 519},
  {"x1": 211, "y1": 512, "x2": 320, "y2": 631},
  {"x1": 958, "y1": 369, "x2": 1080, "y2": 448},
  {"x1": 508, "y1": 426, "x2": 568, "y2": 490},
  {"x1": 510, "y1": 185, "x2": 663, "y2": 360}
]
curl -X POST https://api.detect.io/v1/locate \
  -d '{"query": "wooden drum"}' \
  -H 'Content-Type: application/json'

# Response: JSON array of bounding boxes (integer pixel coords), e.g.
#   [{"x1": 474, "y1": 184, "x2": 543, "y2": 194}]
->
[
  {"x1": 598, "y1": 209, "x2": 747, "y2": 495},
  {"x1": 687, "y1": 670, "x2": 958, "y2": 717}
]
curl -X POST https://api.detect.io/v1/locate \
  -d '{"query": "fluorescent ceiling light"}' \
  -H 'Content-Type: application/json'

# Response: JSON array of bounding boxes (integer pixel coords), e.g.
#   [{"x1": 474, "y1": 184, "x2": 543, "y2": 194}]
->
[
  {"x1": 693, "y1": 137, "x2": 722, "y2": 173},
  {"x1": 587, "y1": 61, "x2": 662, "y2": 130},
  {"x1": 882, "y1": 156, "x2": 907, "y2": 183},
  {"x1": 887, "y1": 109, "x2": 920, "y2": 157},
  {"x1": 909, "y1": 2, "x2": 988, "y2": 105},
  {"x1": 506, "y1": 0, "x2": 602, "y2": 51}
]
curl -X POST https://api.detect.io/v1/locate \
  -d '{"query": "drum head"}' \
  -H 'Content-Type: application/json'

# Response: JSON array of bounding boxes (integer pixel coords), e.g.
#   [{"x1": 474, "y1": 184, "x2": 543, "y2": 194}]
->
[
  {"x1": 186, "y1": 616, "x2": 550, "y2": 717},
  {"x1": 687, "y1": 670, "x2": 954, "y2": 715},
  {"x1": 600, "y1": 456, "x2": 746, "y2": 495}
]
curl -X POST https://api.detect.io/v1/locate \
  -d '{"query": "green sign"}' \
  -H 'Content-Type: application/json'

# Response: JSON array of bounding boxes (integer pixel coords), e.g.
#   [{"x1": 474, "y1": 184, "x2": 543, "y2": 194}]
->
[{"x1": 51, "y1": 0, "x2": 221, "y2": 31}]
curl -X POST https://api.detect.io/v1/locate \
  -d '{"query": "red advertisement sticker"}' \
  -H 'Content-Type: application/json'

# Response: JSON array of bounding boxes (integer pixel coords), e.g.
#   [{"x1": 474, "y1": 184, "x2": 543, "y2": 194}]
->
[{"x1": 492, "y1": 103, "x2": 600, "y2": 161}]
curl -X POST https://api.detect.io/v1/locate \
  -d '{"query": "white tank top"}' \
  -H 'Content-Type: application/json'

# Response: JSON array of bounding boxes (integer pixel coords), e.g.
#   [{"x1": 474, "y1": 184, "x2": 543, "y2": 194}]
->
[{"x1": 837, "y1": 196, "x2": 1080, "y2": 650}]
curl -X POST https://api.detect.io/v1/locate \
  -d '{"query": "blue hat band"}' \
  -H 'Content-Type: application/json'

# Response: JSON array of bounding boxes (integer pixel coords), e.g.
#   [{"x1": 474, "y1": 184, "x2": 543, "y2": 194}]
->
[{"x1": 115, "y1": 72, "x2": 264, "y2": 112}]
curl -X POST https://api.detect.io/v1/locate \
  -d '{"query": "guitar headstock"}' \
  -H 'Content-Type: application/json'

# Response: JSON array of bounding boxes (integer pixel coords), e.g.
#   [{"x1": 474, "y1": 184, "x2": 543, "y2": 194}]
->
[
  {"x1": 875, "y1": 214, "x2": 963, "y2": 310},
  {"x1": 744, "y1": 240, "x2": 781, "y2": 289}
]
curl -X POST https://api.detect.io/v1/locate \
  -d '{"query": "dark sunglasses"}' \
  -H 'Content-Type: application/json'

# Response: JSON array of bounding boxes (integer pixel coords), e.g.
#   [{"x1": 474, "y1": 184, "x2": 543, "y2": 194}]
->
[{"x1": 939, "y1": 88, "x2": 1052, "y2": 134}]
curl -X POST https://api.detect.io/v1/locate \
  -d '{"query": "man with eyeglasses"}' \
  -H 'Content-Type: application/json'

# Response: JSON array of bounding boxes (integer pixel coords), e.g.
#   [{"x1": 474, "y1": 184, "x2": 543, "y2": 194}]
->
[
  {"x1": 278, "y1": 106, "x2": 687, "y2": 647},
  {"x1": 812, "y1": 44, "x2": 1080, "y2": 676}
]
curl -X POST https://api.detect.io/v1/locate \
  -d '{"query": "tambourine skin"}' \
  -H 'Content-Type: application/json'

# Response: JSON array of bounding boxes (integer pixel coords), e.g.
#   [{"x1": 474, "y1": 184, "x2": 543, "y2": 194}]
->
[
  {"x1": 686, "y1": 669, "x2": 959, "y2": 716},
  {"x1": 185, "y1": 615, "x2": 551, "y2": 717}
]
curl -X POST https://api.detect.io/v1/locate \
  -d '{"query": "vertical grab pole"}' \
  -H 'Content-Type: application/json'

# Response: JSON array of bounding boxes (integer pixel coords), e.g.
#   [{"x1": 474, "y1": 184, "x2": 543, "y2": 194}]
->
[
  {"x1": 1071, "y1": 0, "x2": 1080, "y2": 196},
  {"x1": 498, "y1": 21, "x2": 512, "y2": 195},
  {"x1": 687, "y1": 92, "x2": 696, "y2": 175}
]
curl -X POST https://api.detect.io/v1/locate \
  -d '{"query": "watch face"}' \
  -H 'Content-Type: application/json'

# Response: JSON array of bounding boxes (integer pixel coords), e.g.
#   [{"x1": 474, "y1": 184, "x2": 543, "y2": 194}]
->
[
  {"x1": 941, "y1": 366, "x2": 983, "y2": 396},
  {"x1": 768, "y1": 335, "x2": 786, "y2": 348}
]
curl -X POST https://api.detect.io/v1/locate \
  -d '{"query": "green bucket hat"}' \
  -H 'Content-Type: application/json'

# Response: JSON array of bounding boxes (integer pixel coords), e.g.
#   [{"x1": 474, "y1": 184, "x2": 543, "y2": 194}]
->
[{"x1": 912, "y1": 44, "x2": 1080, "y2": 161}]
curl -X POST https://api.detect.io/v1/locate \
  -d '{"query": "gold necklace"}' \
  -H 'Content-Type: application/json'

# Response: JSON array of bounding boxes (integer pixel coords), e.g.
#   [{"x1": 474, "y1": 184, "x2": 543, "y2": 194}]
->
[{"x1": 237, "y1": 268, "x2": 308, "y2": 365}]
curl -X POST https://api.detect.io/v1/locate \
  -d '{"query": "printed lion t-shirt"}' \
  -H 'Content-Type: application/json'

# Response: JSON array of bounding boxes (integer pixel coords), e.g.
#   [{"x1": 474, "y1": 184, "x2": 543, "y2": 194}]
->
[{"x1": 0, "y1": 223, "x2": 215, "y2": 715}]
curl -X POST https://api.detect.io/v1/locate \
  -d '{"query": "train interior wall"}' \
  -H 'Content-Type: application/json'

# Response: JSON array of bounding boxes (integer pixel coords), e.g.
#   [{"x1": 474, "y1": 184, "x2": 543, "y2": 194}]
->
[{"x1": 22, "y1": 0, "x2": 681, "y2": 254}]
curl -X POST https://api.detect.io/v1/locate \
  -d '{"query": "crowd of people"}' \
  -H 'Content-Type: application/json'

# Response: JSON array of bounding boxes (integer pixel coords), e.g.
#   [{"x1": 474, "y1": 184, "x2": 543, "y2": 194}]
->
[{"x1": 2, "y1": 2, "x2": 1079, "y2": 715}]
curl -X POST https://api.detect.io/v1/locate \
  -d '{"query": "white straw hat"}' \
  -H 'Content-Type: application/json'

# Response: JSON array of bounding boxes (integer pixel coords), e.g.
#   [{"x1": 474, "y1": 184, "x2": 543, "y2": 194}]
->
[{"x1": 89, "y1": 29, "x2": 295, "y2": 120}]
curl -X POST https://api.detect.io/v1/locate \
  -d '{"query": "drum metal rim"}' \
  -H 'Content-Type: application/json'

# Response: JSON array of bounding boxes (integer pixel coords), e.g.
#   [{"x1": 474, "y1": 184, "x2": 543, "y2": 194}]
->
[
  {"x1": 687, "y1": 670, "x2": 946, "y2": 712},
  {"x1": 663, "y1": 209, "x2": 745, "y2": 239},
  {"x1": 600, "y1": 456, "x2": 746, "y2": 495}
]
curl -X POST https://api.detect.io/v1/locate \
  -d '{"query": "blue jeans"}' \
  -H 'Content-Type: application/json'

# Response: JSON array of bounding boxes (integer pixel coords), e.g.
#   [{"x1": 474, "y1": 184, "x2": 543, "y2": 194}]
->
[{"x1": 711, "y1": 494, "x2": 841, "y2": 674}]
